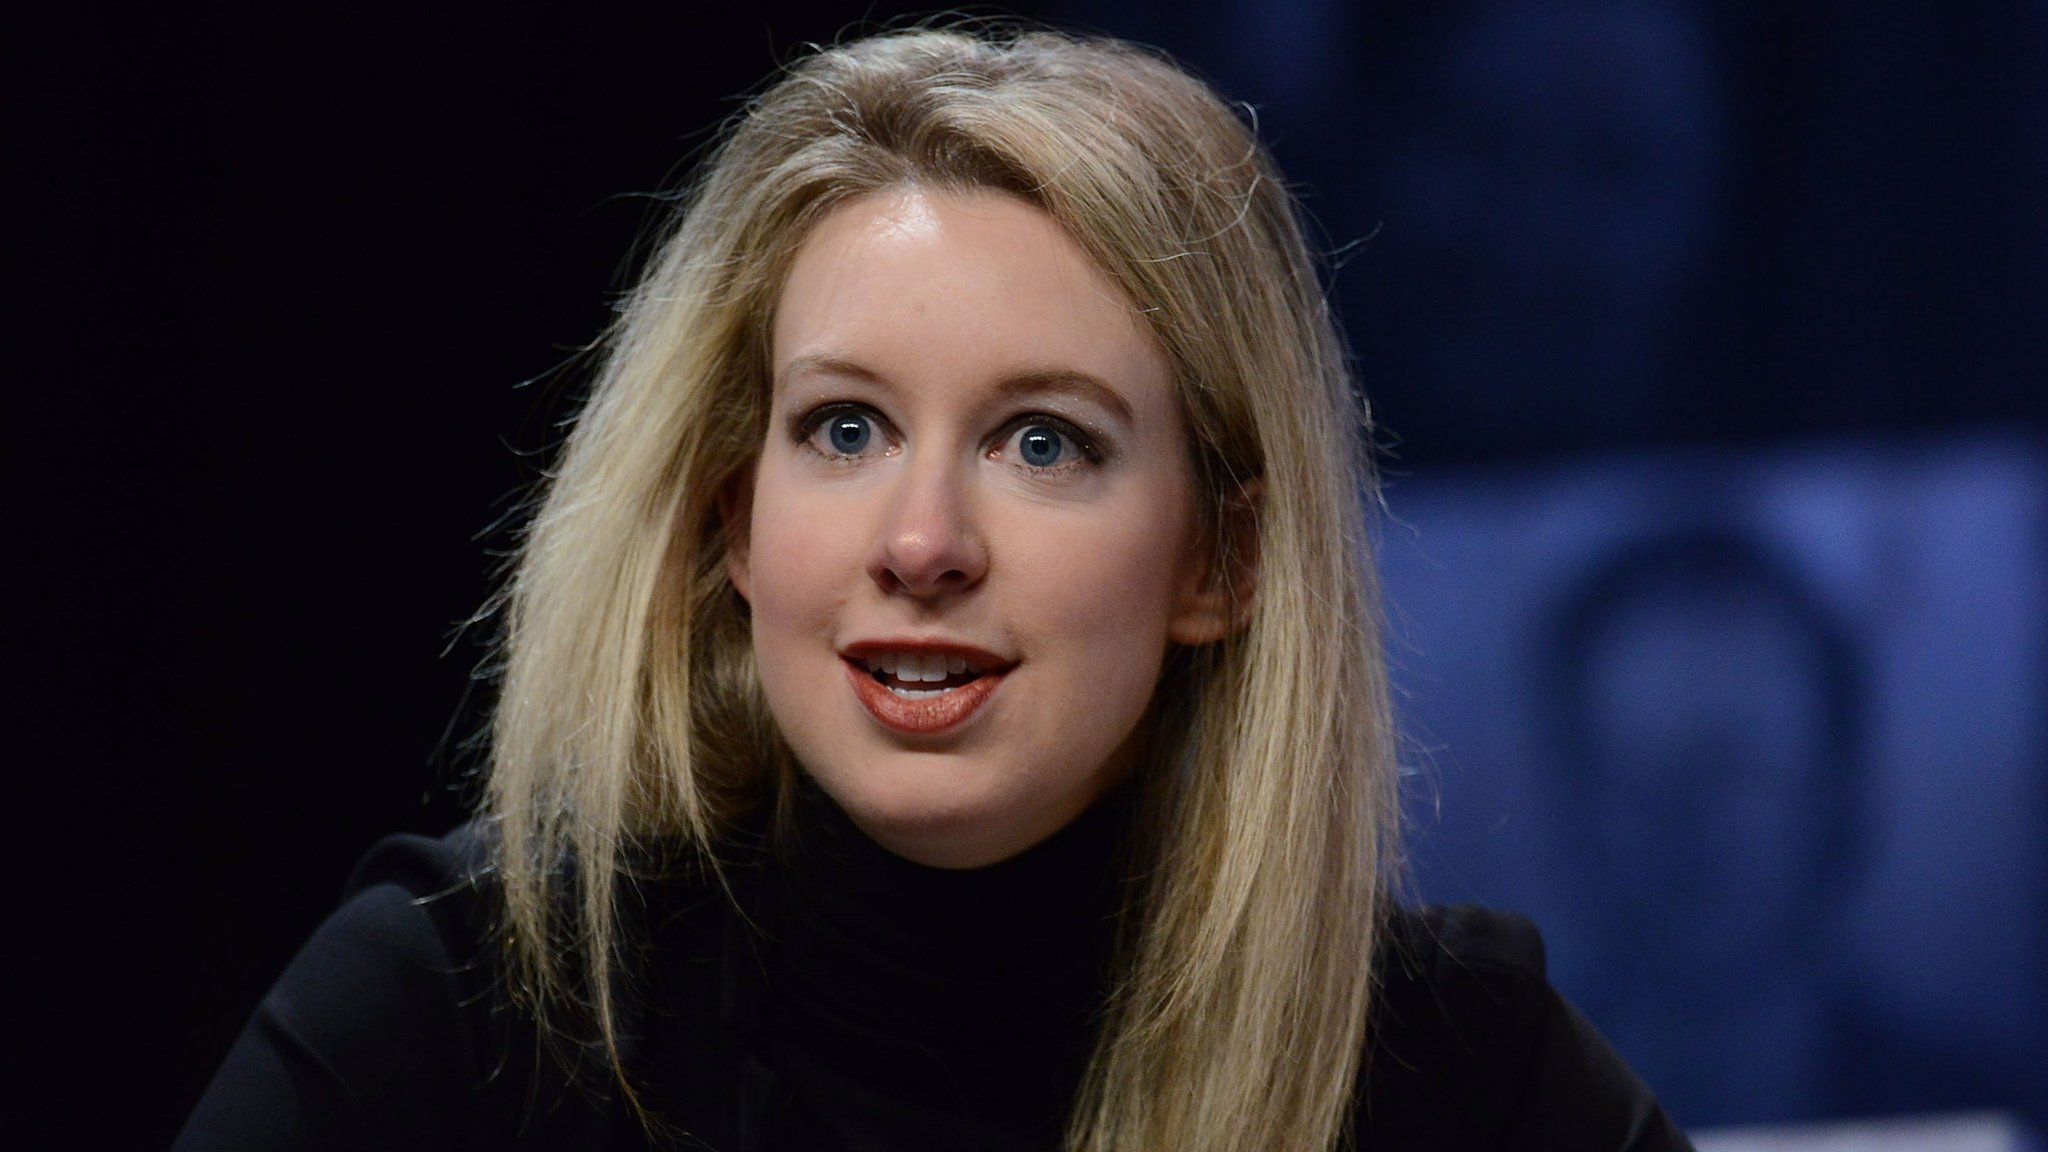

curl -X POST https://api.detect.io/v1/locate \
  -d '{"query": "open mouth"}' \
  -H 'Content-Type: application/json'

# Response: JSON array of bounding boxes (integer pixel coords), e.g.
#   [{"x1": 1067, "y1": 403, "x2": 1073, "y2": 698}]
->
[
  {"x1": 841, "y1": 648, "x2": 1010, "y2": 735},
  {"x1": 858, "y1": 652, "x2": 989, "y2": 699}
]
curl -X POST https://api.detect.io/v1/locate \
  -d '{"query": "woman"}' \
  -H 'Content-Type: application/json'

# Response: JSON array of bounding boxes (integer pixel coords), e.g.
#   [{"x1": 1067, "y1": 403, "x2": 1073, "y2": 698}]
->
[{"x1": 178, "y1": 25, "x2": 1690, "y2": 1152}]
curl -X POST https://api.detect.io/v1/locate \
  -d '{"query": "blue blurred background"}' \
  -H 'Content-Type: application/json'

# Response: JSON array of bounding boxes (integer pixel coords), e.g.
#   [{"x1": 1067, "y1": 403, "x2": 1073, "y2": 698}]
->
[
  {"x1": 9, "y1": 1, "x2": 2041, "y2": 1144},
  {"x1": 1062, "y1": 0, "x2": 2048, "y2": 1129}
]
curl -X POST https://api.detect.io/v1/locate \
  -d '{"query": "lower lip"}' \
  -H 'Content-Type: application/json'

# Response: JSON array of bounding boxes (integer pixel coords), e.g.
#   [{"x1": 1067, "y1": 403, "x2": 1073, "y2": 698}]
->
[{"x1": 843, "y1": 659, "x2": 1007, "y2": 736}]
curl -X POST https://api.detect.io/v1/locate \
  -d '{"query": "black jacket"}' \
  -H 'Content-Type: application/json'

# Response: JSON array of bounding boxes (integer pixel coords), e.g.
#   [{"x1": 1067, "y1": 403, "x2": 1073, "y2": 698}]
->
[{"x1": 176, "y1": 808, "x2": 1692, "y2": 1152}]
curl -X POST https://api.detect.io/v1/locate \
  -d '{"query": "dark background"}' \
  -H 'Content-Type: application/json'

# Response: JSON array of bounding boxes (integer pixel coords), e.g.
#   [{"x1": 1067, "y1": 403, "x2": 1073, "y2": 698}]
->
[{"x1": 9, "y1": 3, "x2": 2043, "y2": 1145}]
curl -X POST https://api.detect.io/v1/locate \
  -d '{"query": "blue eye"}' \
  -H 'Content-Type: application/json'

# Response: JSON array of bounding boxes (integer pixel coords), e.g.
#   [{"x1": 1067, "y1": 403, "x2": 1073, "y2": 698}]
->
[
  {"x1": 823, "y1": 411, "x2": 873, "y2": 455},
  {"x1": 1002, "y1": 418, "x2": 1097, "y2": 473},
  {"x1": 1018, "y1": 424, "x2": 1065, "y2": 467},
  {"x1": 796, "y1": 404, "x2": 890, "y2": 463}
]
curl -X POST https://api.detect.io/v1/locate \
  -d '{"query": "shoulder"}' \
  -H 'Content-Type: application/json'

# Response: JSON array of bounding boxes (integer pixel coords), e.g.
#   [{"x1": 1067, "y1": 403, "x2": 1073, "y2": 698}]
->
[
  {"x1": 343, "y1": 823, "x2": 493, "y2": 905},
  {"x1": 316, "y1": 826, "x2": 495, "y2": 989},
  {"x1": 176, "y1": 825, "x2": 620, "y2": 1151},
  {"x1": 283, "y1": 826, "x2": 502, "y2": 1063},
  {"x1": 1356, "y1": 904, "x2": 1694, "y2": 1152}
]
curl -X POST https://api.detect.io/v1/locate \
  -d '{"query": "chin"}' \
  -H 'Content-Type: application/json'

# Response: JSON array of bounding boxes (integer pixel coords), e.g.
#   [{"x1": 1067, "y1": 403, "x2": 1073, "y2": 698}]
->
[{"x1": 819, "y1": 760, "x2": 1057, "y2": 869}]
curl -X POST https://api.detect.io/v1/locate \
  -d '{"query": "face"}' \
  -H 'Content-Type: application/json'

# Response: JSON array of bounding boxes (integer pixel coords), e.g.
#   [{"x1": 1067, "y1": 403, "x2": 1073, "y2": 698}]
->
[{"x1": 728, "y1": 186, "x2": 1236, "y2": 869}]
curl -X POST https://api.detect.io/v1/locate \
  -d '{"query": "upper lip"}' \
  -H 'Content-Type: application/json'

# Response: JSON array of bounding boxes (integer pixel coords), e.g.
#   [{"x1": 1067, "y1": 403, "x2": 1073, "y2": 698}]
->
[{"x1": 840, "y1": 638, "x2": 1017, "y2": 671}]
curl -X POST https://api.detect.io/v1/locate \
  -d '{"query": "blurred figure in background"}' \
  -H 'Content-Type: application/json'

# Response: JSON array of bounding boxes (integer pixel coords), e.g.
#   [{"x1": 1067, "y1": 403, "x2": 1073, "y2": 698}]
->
[
  {"x1": 1545, "y1": 531, "x2": 1862, "y2": 1120},
  {"x1": 1371, "y1": 0, "x2": 1726, "y2": 456}
]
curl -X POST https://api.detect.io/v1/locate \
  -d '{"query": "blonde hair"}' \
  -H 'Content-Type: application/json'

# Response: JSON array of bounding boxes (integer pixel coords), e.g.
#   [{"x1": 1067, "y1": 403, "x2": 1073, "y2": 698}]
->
[{"x1": 484, "y1": 23, "x2": 1397, "y2": 1152}]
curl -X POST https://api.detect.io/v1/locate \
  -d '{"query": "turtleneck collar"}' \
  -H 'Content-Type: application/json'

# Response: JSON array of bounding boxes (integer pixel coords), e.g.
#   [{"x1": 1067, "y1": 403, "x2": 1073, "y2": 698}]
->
[
  {"x1": 746, "y1": 776, "x2": 1134, "y2": 1143},
  {"x1": 769, "y1": 776, "x2": 1134, "y2": 1040}
]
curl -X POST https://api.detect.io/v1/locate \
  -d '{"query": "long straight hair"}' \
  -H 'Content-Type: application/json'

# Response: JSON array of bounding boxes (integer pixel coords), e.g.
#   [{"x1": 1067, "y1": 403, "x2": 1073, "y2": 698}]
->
[{"x1": 483, "y1": 25, "x2": 1398, "y2": 1152}]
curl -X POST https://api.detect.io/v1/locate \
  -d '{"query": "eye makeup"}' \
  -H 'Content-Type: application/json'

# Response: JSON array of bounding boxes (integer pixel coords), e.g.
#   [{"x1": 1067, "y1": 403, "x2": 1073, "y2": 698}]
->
[{"x1": 789, "y1": 399, "x2": 1114, "y2": 478}]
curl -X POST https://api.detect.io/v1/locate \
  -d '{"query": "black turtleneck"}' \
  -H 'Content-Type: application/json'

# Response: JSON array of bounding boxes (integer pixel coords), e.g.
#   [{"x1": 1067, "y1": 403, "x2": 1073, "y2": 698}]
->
[
  {"x1": 754, "y1": 781, "x2": 1131, "y2": 1149},
  {"x1": 174, "y1": 795, "x2": 1694, "y2": 1152}
]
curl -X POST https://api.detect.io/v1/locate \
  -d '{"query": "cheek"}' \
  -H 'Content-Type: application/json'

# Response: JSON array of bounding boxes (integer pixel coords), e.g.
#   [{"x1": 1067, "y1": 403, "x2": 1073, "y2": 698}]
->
[
  {"x1": 1001, "y1": 488, "x2": 1193, "y2": 666},
  {"x1": 745, "y1": 484, "x2": 863, "y2": 647}
]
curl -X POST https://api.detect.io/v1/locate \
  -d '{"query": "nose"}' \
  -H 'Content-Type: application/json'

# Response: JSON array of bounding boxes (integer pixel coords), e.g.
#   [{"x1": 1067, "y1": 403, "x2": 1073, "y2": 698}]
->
[{"x1": 865, "y1": 451, "x2": 987, "y2": 598}]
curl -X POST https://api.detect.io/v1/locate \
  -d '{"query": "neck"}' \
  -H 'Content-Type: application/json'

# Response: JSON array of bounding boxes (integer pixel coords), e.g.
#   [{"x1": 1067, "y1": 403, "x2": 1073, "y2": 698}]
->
[
  {"x1": 763, "y1": 776, "x2": 1134, "y2": 1081},
  {"x1": 776, "y1": 775, "x2": 1135, "y2": 981}
]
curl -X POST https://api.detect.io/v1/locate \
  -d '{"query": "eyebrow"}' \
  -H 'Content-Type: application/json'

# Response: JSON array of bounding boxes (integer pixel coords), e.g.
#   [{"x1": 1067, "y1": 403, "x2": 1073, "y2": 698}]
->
[{"x1": 776, "y1": 354, "x2": 1138, "y2": 428}]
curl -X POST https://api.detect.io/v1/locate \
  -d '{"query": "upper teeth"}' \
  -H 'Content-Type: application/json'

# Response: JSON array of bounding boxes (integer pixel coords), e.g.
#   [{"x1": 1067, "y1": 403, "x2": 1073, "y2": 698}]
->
[{"x1": 862, "y1": 651, "x2": 981, "y2": 681}]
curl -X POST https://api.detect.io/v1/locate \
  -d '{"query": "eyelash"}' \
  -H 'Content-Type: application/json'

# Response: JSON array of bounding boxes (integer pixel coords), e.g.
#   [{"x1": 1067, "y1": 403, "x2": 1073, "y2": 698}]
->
[{"x1": 793, "y1": 403, "x2": 1105, "y2": 476}]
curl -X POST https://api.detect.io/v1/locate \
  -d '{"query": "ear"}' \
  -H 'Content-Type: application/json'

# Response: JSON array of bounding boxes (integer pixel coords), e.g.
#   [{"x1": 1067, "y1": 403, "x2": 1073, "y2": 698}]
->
[
  {"x1": 1169, "y1": 477, "x2": 1262, "y2": 646},
  {"x1": 718, "y1": 465, "x2": 756, "y2": 604}
]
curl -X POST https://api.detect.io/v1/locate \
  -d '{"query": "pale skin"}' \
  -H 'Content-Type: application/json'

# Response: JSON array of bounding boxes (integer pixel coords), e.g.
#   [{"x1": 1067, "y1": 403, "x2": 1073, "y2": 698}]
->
[{"x1": 725, "y1": 185, "x2": 1254, "y2": 869}]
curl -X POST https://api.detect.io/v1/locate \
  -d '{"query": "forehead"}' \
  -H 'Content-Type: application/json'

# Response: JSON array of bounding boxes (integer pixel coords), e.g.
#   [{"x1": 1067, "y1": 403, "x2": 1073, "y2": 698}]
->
[{"x1": 770, "y1": 186, "x2": 1173, "y2": 416}]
